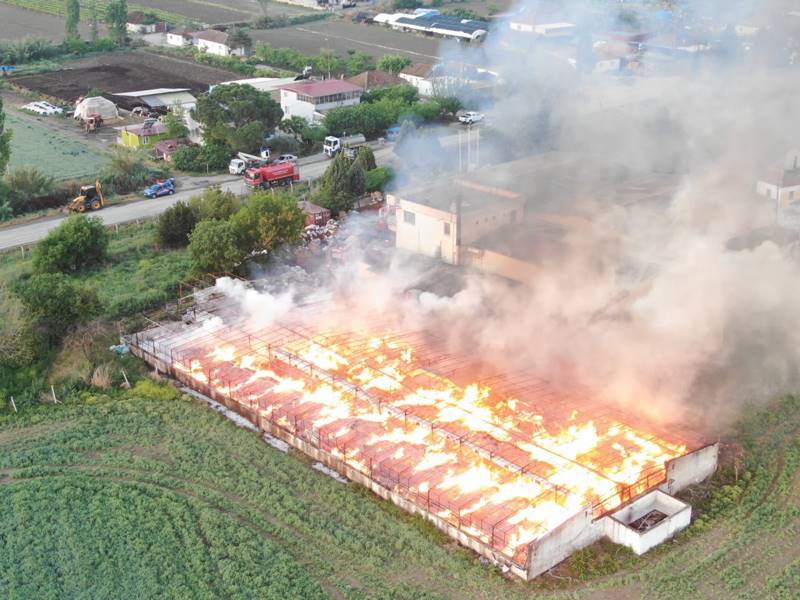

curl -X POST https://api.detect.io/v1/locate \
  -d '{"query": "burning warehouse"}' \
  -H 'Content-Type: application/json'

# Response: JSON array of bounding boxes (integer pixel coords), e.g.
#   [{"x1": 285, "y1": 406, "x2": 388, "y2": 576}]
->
[{"x1": 128, "y1": 283, "x2": 718, "y2": 580}]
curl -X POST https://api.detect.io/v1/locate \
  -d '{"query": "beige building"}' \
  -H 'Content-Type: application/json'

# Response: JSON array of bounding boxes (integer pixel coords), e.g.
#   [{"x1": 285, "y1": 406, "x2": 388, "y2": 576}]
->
[{"x1": 757, "y1": 150, "x2": 800, "y2": 207}]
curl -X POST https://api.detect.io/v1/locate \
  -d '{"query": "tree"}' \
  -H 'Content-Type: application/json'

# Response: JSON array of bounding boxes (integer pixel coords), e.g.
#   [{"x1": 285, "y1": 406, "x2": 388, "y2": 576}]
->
[
  {"x1": 33, "y1": 215, "x2": 108, "y2": 273},
  {"x1": 195, "y1": 84, "x2": 284, "y2": 151},
  {"x1": 346, "y1": 52, "x2": 372, "y2": 76},
  {"x1": 436, "y1": 96, "x2": 463, "y2": 119},
  {"x1": 156, "y1": 201, "x2": 197, "y2": 248},
  {"x1": 66, "y1": 0, "x2": 81, "y2": 40},
  {"x1": 322, "y1": 152, "x2": 352, "y2": 196},
  {"x1": 188, "y1": 219, "x2": 244, "y2": 274},
  {"x1": 164, "y1": 108, "x2": 189, "y2": 139},
  {"x1": 392, "y1": 0, "x2": 421, "y2": 9},
  {"x1": 5, "y1": 167, "x2": 55, "y2": 215},
  {"x1": 347, "y1": 161, "x2": 365, "y2": 198},
  {"x1": 228, "y1": 28, "x2": 253, "y2": 53},
  {"x1": 280, "y1": 116, "x2": 308, "y2": 140},
  {"x1": 0, "y1": 97, "x2": 12, "y2": 178},
  {"x1": 315, "y1": 49, "x2": 344, "y2": 79},
  {"x1": 188, "y1": 186, "x2": 240, "y2": 221},
  {"x1": 377, "y1": 55, "x2": 412, "y2": 75},
  {"x1": 102, "y1": 146, "x2": 153, "y2": 193},
  {"x1": 105, "y1": 0, "x2": 128, "y2": 45},
  {"x1": 90, "y1": 0, "x2": 100, "y2": 43},
  {"x1": 13, "y1": 273, "x2": 101, "y2": 341},
  {"x1": 365, "y1": 166, "x2": 393, "y2": 193},
  {"x1": 229, "y1": 191, "x2": 305, "y2": 254},
  {"x1": 354, "y1": 145, "x2": 376, "y2": 171}
]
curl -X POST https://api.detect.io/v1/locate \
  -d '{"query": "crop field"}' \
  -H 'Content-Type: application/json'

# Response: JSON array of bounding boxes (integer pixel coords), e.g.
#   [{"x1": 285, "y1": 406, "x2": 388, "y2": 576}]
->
[
  {"x1": 0, "y1": 3, "x2": 106, "y2": 41},
  {"x1": 5, "y1": 113, "x2": 109, "y2": 182},
  {"x1": 11, "y1": 51, "x2": 234, "y2": 100},
  {"x1": 1, "y1": 360, "x2": 799, "y2": 599},
  {"x1": 252, "y1": 20, "x2": 445, "y2": 63},
  {"x1": 132, "y1": 0, "x2": 317, "y2": 23}
]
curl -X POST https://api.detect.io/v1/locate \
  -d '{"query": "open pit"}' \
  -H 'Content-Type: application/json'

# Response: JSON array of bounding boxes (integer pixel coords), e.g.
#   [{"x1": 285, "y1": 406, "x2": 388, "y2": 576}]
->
[{"x1": 128, "y1": 285, "x2": 718, "y2": 579}]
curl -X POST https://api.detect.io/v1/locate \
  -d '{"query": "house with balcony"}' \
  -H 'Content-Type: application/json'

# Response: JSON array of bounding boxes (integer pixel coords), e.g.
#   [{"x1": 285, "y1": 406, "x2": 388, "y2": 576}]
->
[{"x1": 279, "y1": 80, "x2": 362, "y2": 123}]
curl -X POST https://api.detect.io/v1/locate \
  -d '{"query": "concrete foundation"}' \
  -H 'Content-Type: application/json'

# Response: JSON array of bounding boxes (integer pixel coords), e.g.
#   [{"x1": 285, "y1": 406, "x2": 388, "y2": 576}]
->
[{"x1": 602, "y1": 490, "x2": 691, "y2": 555}]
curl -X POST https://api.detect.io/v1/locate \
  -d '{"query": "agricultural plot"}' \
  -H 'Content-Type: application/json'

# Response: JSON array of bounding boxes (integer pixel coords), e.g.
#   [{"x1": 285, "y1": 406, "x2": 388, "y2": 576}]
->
[
  {"x1": 0, "y1": 0, "x2": 191, "y2": 25},
  {"x1": 11, "y1": 51, "x2": 234, "y2": 100},
  {"x1": 252, "y1": 20, "x2": 445, "y2": 63},
  {"x1": 133, "y1": 0, "x2": 316, "y2": 23},
  {"x1": 6, "y1": 113, "x2": 109, "y2": 181},
  {"x1": 0, "y1": 3, "x2": 104, "y2": 41},
  {"x1": 1, "y1": 375, "x2": 799, "y2": 598}
]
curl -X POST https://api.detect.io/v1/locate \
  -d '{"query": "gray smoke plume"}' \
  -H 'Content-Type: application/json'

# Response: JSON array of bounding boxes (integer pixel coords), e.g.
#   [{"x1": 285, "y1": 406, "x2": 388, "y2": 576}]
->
[{"x1": 378, "y1": 0, "x2": 800, "y2": 431}]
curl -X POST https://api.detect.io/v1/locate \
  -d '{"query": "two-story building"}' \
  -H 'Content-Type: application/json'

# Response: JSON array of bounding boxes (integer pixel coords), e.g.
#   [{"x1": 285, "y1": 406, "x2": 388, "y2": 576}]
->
[{"x1": 279, "y1": 80, "x2": 362, "y2": 123}]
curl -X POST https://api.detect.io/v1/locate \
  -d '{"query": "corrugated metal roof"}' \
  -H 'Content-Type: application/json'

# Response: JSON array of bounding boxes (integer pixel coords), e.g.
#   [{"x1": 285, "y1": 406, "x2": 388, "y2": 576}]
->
[{"x1": 281, "y1": 79, "x2": 363, "y2": 97}]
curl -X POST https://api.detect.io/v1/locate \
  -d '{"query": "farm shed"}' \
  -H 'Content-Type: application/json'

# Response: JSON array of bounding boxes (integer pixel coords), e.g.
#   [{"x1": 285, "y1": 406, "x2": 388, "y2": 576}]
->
[
  {"x1": 298, "y1": 200, "x2": 331, "y2": 225},
  {"x1": 74, "y1": 96, "x2": 119, "y2": 120},
  {"x1": 112, "y1": 88, "x2": 198, "y2": 112},
  {"x1": 153, "y1": 139, "x2": 187, "y2": 161}
]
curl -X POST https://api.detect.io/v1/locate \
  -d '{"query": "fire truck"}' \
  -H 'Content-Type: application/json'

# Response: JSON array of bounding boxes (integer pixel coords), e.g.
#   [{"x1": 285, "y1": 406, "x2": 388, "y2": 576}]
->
[{"x1": 244, "y1": 161, "x2": 300, "y2": 189}]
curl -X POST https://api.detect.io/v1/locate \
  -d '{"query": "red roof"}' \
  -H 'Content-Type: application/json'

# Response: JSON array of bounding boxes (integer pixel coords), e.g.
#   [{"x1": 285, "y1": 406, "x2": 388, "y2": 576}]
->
[{"x1": 281, "y1": 79, "x2": 362, "y2": 98}]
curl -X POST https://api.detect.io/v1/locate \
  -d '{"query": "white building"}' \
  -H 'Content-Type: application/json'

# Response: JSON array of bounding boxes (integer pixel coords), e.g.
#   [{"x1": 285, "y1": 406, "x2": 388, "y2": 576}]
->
[
  {"x1": 193, "y1": 30, "x2": 245, "y2": 57},
  {"x1": 390, "y1": 179, "x2": 525, "y2": 265},
  {"x1": 113, "y1": 88, "x2": 197, "y2": 111},
  {"x1": 166, "y1": 28, "x2": 193, "y2": 47},
  {"x1": 398, "y1": 63, "x2": 435, "y2": 96},
  {"x1": 279, "y1": 80, "x2": 362, "y2": 123},
  {"x1": 757, "y1": 150, "x2": 800, "y2": 205}
]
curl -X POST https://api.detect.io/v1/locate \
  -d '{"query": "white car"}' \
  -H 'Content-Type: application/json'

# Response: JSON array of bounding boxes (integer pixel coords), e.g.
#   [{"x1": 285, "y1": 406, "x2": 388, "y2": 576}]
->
[
  {"x1": 458, "y1": 111, "x2": 484, "y2": 125},
  {"x1": 276, "y1": 154, "x2": 298, "y2": 163}
]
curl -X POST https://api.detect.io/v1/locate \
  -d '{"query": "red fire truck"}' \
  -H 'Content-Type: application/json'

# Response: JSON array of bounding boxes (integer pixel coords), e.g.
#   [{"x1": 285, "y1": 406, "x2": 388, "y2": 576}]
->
[{"x1": 244, "y1": 162, "x2": 300, "y2": 189}]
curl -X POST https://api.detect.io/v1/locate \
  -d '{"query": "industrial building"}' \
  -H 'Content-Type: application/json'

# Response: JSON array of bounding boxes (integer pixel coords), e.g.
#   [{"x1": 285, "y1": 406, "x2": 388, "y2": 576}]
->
[
  {"x1": 128, "y1": 291, "x2": 717, "y2": 580},
  {"x1": 374, "y1": 10, "x2": 489, "y2": 42},
  {"x1": 279, "y1": 79, "x2": 363, "y2": 123}
]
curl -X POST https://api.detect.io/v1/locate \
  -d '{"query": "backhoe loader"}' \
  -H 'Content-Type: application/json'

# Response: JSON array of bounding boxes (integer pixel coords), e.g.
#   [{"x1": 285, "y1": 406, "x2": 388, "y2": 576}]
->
[{"x1": 66, "y1": 180, "x2": 106, "y2": 213}]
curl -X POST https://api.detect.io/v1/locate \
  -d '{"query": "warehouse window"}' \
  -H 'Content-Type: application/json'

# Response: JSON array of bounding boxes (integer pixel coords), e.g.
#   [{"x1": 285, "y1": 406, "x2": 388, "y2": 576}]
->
[
  {"x1": 404, "y1": 210, "x2": 416, "y2": 225},
  {"x1": 443, "y1": 222, "x2": 451, "y2": 235}
]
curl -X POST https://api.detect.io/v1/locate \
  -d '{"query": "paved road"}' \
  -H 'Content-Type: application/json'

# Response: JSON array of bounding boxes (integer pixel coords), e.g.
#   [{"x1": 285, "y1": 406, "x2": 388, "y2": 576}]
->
[{"x1": 0, "y1": 144, "x2": 399, "y2": 251}]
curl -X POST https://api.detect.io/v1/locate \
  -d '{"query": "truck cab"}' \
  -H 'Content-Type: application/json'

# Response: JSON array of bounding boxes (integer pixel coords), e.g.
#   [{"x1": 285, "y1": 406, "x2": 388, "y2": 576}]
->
[{"x1": 324, "y1": 134, "x2": 367, "y2": 158}]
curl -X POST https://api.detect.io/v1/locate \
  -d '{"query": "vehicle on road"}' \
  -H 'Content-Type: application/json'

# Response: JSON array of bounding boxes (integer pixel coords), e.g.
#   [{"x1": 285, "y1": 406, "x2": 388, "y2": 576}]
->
[
  {"x1": 323, "y1": 133, "x2": 367, "y2": 158},
  {"x1": 143, "y1": 178, "x2": 176, "y2": 198},
  {"x1": 386, "y1": 126, "x2": 401, "y2": 142},
  {"x1": 229, "y1": 152, "x2": 269, "y2": 175},
  {"x1": 276, "y1": 154, "x2": 298, "y2": 163},
  {"x1": 244, "y1": 162, "x2": 300, "y2": 189},
  {"x1": 66, "y1": 180, "x2": 106, "y2": 212},
  {"x1": 458, "y1": 111, "x2": 484, "y2": 125}
]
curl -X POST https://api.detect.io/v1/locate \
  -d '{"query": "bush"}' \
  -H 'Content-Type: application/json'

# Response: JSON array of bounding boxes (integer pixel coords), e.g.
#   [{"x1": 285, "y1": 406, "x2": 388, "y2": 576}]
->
[
  {"x1": 33, "y1": 215, "x2": 108, "y2": 273},
  {"x1": 0, "y1": 283, "x2": 38, "y2": 368},
  {"x1": 5, "y1": 166, "x2": 56, "y2": 215},
  {"x1": 13, "y1": 273, "x2": 101, "y2": 341},
  {"x1": 156, "y1": 201, "x2": 197, "y2": 248},
  {"x1": 188, "y1": 219, "x2": 244, "y2": 274},
  {"x1": 365, "y1": 166, "x2": 393, "y2": 193},
  {"x1": 102, "y1": 147, "x2": 166, "y2": 194},
  {"x1": 266, "y1": 135, "x2": 301, "y2": 156},
  {"x1": 187, "y1": 187, "x2": 240, "y2": 221},
  {"x1": 171, "y1": 145, "x2": 202, "y2": 172},
  {"x1": 133, "y1": 378, "x2": 181, "y2": 402},
  {"x1": 229, "y1": 190, "x2": 305, "y2": 254}
]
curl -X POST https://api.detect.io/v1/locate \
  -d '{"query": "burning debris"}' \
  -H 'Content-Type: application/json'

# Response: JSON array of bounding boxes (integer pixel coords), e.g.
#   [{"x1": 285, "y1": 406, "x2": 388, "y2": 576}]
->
[{"x1": 129, "y1": 289, "x2": 718, "y2": 579}]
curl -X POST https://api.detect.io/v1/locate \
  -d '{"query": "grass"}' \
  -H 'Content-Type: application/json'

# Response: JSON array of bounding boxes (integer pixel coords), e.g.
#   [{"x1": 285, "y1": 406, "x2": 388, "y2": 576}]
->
[
  {"x1": 6, "y1": 113, "x2": 110, "y2": 182},
  {"x1": 2, "y1": 373, "x2": 800, "y2": 598},
  {"x1": 0, "y1": 221, "x2": 192, "y2": 318}
]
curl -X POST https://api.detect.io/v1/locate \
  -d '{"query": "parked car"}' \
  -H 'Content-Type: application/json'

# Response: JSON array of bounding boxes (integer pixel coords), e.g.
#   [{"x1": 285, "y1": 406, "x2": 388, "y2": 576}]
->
[
  {"x1": 458, "y1": 111, "x2": 484, "y2": 125},
  {"x1": 143, "y1": 178, "x2": 176, "y2": 198},
  {"x1": 276, "y1": 154, "x2": 298, "y2": 163}
]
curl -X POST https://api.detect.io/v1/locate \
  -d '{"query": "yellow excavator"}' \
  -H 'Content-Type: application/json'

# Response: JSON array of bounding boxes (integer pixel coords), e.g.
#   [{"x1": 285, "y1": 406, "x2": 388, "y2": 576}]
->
[{"x1": 66, "y1": 180, "x2": 106, "y2": 213}]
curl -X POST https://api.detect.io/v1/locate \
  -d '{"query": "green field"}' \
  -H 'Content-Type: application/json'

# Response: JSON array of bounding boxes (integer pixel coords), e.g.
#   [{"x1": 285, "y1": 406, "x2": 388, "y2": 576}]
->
[
  {"x1": 0, "y1": 0, "x2": 191, "y2": 25},
  {"x1": 1, "y1": 371, "x2": 800, "y2": 598},
  {"x1": 6, "y1": 113, "x2": 110, "y2": 182}
]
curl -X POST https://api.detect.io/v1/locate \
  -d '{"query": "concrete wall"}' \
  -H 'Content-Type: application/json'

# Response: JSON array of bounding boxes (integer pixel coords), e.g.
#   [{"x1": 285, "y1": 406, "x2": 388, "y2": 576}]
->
[
  {"x1": 458, "y1": 203, "x2": 522, "y2": 245},
  {"x1": 395, "y1": 199, "x2": 457, "y2": 262},
  {"x1": 527, "y1": 506, "x2": 600, "y2": 579},
  {"x1": 660, "y1": 443, "x2": 719, "y2": 495},
  {"x1": 602, "y1": 490, "x2": 691, "y2": 555},
  {"x1": 461, "y1": 246, "x2": 538, "y2": 283}
]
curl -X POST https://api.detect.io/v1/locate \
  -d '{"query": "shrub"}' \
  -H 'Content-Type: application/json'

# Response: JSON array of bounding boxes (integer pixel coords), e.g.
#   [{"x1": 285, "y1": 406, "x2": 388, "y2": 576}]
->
[
  {"x1": 13, "y1": 273, "x2": 101, "y2": 341},
  {"x1": 0, "y1": 283, "x2": 38, "y2": 368},
  {"x1": 5, "y1": 166, "x2": 56, "y2": 215},
  {"x1": 188, "y1": 219, "x2": 244, "y2": 274},
  {"x1": 365, "y1": 166, "x2": 393, "y2": 193},
  {"x1": 187, "y1": 187, "x2": 240, "y2": 221},
  {"x1": 156, "y1": 201, "x2": 197, "y2": 248},
  {"x1": 229, "y1": 190, "x2": 305, "y2": 254},
  {"x1": 133, "y1": 378, "x2": 181, "y2": 401},
  {"x1": 102, "y1": 147, "x2": 165, "y2": 194},
  {"x1": 33, "y1": 215, "x2": 108, "y2": 273}
]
